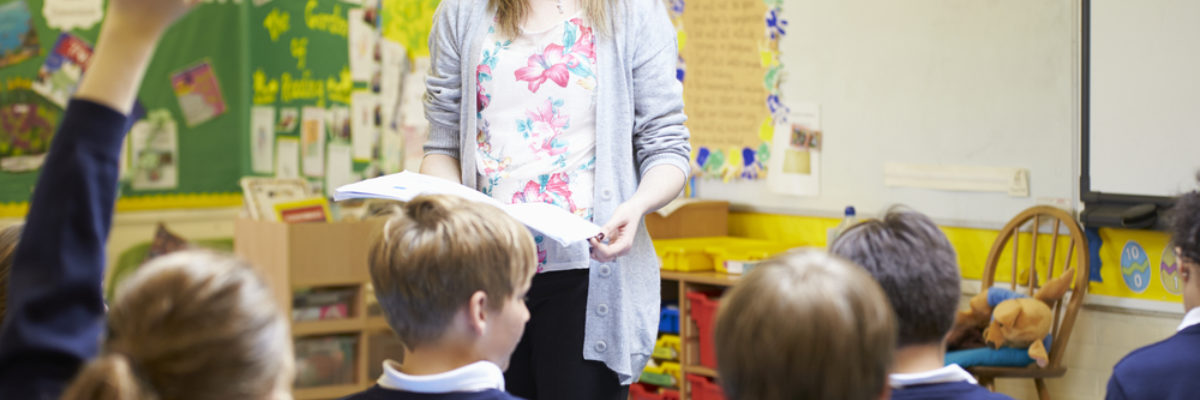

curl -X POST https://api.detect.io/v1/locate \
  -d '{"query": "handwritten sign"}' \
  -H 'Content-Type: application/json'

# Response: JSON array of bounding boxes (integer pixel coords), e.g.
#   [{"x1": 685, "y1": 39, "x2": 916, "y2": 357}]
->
[
  {"x1": 263, "y1": 8, "x2": 290, "y2": 41},
  {"x1": 305, "y1": 0, "x2": 347, "y2": 37},
  {"x1": 680, "y1": 0, "x2": 770, "y2": 149}
]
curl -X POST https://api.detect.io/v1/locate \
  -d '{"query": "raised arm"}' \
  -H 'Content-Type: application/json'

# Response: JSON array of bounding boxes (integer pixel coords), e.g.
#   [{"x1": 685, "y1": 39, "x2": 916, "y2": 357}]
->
[{"x1": 0, "y1": 1, "x2": 196, "y2": 397}]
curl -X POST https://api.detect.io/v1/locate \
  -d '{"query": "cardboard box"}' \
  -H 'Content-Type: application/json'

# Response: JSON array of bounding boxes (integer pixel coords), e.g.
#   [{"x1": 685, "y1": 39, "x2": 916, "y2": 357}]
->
[
  {"x1": 644, "y1": 200, "x2": 729, "y2": 239},
  {"x1": 234, "y1": 218, "x2": 381, "y2": 313}
]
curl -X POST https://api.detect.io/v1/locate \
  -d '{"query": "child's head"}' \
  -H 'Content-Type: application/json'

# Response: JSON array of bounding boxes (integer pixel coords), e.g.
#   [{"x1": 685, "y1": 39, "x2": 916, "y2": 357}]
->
[
  {"x1": 370, "y1": 195, "x2": 537, "y2": 369},
  {"x1": 830, "y1": 206, "x2": 960, "y2": 348},
  {"x1": 715, "y1": 249, "x2": 896, "y2": 400},
  {"x1": 62, "y1": 250, "x2": 293, "y2": 400},
  {"x1": 0, "y1": 223, "x2": 22, "y2": 323},
  {"x1": 1172, "y1": 176, "x2": 1200, "y2": 310}
]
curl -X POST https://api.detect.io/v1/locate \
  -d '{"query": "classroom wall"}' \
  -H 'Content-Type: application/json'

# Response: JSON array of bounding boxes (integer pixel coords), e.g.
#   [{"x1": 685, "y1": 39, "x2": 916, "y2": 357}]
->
[
  {"x1": 728, "y1": 211, "x2": 1183, "y2": 400},
  {"x1": 1, "y1": 207, "x2": 239, "y2": 291}
]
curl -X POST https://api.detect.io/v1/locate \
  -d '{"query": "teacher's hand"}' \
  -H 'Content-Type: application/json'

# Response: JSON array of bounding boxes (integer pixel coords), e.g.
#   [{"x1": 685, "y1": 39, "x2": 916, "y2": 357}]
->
[{"x1": 590, "y1": 201, "x2": 647, "y2": 262}]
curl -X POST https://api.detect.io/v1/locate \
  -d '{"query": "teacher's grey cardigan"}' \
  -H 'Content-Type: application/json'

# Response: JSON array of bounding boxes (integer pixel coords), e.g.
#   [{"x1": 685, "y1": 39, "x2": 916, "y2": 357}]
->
[{"x1": 422, "y1": 0, "x2": 692, "y2": 384}]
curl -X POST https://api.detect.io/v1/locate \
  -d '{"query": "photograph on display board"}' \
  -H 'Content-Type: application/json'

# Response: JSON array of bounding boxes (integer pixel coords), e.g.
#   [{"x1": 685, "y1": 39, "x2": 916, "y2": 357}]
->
[{"x1": 0, "y1": 0, "x2": 40, "y2": 68}]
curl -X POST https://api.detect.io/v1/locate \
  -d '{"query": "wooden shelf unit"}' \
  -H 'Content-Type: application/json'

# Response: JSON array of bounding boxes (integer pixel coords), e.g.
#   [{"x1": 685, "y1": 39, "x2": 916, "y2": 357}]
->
[
  {"x1": 235, "y1": 218, "x2": 396, "y2": 400},
  {"x1": 658, "y1": 270, "x2": 739, "y2": 400}
]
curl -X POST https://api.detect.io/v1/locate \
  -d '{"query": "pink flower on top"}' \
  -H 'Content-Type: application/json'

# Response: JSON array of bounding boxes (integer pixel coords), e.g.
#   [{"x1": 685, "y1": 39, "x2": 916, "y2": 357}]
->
[
  {"x1": 515, "y1": 44, "x2": 571, "y2": 93},
  {"x1": 569, "y1": 19, "x2": 596, "y2": 63},
  {"x1": 476, "y1": 64, "x2": 492, "y2": 111},
  {"x1": 526, "y1": 99, "x2": 568, "y2": 156}
]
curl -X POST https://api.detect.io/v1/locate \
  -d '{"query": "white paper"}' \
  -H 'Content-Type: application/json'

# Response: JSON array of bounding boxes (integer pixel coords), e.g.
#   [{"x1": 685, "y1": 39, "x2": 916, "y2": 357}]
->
[
  {"x1": 326, "y1": 105, "x2": 350, "y2": 142},
  {"x1": 276, "y1": 137, "x2": 300, "y2": 179},
  {"x1": 351, "y1": 91, "x2": 379, "y2": 160},
  {"x1": 399, "y1": 57, "x2": 431, "y2": 171},
  {"x1": 347, "y1": 8, "x2": 376, "y2": 82},
  {"x1": 379, "y1": 40, "x2": 407, "y2": 116},
  {"x1": 766, "y1": 104, "x2": 821, "y2": 197},
  {"x1": 334, "y1": 172, "x2": 603, "y2": 245},
  {"x1": 301, "y1": 107, "x2": 326, "y2": 177},
  {"x1": 325, "y1": 143, "x2": 358, "y2": 197},
  {"x1": 43, "y1": 0, "x2": 103, "y2": 30},
  {"x1": 251, "y1": 106, "x2": 276, "y2": 173},
  {"x1": 130, "y1": 117, "x2": 179, "y2": 190}
]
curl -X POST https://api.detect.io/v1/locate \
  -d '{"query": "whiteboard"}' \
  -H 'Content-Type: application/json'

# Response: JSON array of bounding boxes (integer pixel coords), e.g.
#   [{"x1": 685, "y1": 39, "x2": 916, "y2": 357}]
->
[
  {"x1": 1088, "y1": 0, "x2": 1200, "y2": 198},
  {"x1": 693, "y1": 0, "x2": 1079, "y2": 227}
]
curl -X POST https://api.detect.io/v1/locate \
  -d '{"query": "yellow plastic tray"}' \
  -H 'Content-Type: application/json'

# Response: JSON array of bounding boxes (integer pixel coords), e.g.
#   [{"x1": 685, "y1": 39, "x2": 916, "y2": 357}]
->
[
  {"x1": 653, "y1": 237, "x2": 793, "y2": 273},
  {"x1": 652, "y1": 334, "x2": 681, "y2": 361}
]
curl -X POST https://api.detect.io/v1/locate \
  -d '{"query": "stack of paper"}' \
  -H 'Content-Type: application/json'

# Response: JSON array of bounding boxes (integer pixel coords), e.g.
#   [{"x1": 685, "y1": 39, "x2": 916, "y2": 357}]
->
[{"x1": 335, "y1": 172, "x2": 603, "y2": 245}]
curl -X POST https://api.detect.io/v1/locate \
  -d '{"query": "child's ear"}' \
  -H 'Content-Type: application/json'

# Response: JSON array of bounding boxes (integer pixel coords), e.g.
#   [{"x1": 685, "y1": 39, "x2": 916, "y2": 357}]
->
[{"x1": 468, "y1": 291, "x2": 489, "y2": 335}]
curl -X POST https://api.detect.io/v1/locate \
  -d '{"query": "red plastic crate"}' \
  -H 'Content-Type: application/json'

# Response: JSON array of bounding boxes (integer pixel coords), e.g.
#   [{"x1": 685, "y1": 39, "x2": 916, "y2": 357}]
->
[
  {"x1": 630, "y1": 383, "x2": 660, "y2": 400},
  {"x1": 686, "y1": 291, "x2": 720, "y2": 369},
  {"x1": 687, "y1": 374, "x2": 726, "y2": 400},
  {"x1": 662, "y1": 388, "x2": 680, "y2": 400}
]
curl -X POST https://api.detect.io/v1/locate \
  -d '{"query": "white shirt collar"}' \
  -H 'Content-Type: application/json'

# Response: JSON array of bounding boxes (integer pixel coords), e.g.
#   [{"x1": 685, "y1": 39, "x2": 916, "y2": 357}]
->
[
  {"x1": 889, "y1": 364, "x2": 977, "y2": 389},
  {"x1": 1178, "y1": 307, "x2": 1200, "y2": 332},
  {"x1": 377, "y1": 360, "x2": 506, "y2": 393}
]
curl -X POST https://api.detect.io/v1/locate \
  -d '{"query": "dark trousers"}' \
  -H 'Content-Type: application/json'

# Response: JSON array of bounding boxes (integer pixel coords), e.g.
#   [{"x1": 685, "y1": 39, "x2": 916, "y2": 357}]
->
[{"x1": 505, "y1": 269, "x2": 629, "y2": 400}]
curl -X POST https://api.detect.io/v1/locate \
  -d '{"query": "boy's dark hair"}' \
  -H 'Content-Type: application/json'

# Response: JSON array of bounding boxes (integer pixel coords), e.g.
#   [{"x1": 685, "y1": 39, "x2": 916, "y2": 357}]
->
[
  {"x1": 1171, "y1": 173, "x2": 1200, "y2": 263},
  {"x1": 830, "y1": 206, "x2": 960, "y2": 347}
]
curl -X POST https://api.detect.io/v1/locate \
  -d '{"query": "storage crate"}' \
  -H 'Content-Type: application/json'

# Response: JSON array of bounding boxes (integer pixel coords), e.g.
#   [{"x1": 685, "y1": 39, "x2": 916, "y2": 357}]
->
[
  {"x1": 687, "y1": 291, "x2": 720, "y2": 369},
  {"x1": 710, "y1": 242, "x2": 794, "y2": 274},
  {"x1": 653, "y1": 334, "x2": 681, "y2": 361},
  {"x1": 687, "y1": 374, "x2": 726, "y2": 400},
  {"x1": 654, "y1": 237, "x2": 790, "y2": 273},
  {"x1": 294, "y1": 335, "x2": 358, "y2": 388},
  {"x1": 640, "y1": 361, "x2": 681, "y2": 387},
  {"x1": 659, "y1": 305, "x2": 680, "y2": 334},
  {"x1": 631, "y1": 383, "x2": 683, "y2": 400}
]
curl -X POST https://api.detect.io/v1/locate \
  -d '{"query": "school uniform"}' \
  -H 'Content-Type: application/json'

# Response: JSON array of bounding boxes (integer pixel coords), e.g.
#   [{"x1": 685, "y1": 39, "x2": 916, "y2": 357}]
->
[
  {"x1": 0, "y1": 100, "x2": 128, "y2": 399},
  {"x1": 1106, "y1": 307, "x2": 1200, "y2": 400},
  {"x1": 890, "y1": 364, "x2": 1014, "y2": 400},
  {"x1": 340, "y1": 360, "x2": 524, "y2": 400}
]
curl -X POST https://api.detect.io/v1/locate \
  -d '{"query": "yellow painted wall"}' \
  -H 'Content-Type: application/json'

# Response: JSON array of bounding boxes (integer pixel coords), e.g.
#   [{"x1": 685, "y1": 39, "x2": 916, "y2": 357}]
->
[{"x1": 729, "y1": 212, "x2": 1179, "y2": 303}]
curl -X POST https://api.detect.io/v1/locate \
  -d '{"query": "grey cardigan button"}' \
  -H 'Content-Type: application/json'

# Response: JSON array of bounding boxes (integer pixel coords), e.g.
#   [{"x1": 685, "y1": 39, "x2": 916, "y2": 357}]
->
[
  {"x1": 599, "y1": 264, "x2": 612, "y2": 276},
  {"x1": 595, "y1": 340, "x2": 608, "y2": 352}
]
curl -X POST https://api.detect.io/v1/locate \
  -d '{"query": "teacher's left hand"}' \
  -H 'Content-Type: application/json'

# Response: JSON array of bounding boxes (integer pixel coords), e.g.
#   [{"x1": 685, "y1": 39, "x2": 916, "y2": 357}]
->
[{"x1": 590, "y1": 201, "x2": 647, "y2": 262}]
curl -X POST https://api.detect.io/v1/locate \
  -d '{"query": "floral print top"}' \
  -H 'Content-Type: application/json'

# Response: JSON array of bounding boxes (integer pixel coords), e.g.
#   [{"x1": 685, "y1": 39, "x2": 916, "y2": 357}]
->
[{"x1": 476, "y1": 15, "x2": 598, "y2": 273}]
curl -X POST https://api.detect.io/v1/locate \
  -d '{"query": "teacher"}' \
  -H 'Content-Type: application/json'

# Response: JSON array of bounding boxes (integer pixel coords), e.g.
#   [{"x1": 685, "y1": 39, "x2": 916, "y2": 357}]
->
[{"x1": 420, "y1": 0, "x2": 691, "y2": 398}]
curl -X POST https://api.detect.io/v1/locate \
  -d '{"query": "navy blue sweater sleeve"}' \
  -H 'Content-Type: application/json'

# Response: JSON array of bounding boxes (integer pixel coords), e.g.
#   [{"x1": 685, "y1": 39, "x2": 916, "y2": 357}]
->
[{"x1": 0, "y1": 99, "x2": 129, "y2": 399}]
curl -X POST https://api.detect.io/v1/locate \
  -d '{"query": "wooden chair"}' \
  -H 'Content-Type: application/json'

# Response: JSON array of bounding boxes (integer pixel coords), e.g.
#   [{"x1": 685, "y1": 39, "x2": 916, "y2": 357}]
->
[{"x1": 969, "y1": 206, "x2": 1090, "y2": 400}]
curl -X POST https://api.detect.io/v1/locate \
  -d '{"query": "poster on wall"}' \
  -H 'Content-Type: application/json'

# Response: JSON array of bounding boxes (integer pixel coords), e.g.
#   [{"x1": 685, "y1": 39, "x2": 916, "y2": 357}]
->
[
  {"x1": 677, "y1": 0, "x2": 786, "y2": 181},
  {"x1": 0, "y1": 101, "x2": 59, "y2": 172},
  {"x1": 351, "y1": 91, "x2": 379, "y2": 161},
  {"x1": 766, "y1": 104, "x2": 820, "y2": 196},
  {"x1": 171, "y1": 61, "x2": 228, "y2": 127},
  {"x1": 348, "y1": 8, "x2": 377, "y2": 82},
  {"x1": 42, "y1": 0, "x2": 104, "y2": 31},
  {"x1": 130, "y1": 111, "x2": 179, "y2": 190},
  {"x1": 300, "y1": 107, "x2": 326, "y2": 177},
  {"x1": 31, "y1": 33, "x2": 93, "y2": 107},
  {"x1": 276, "y1": 137, "x2": 300, "y2": 179},
  {"x1": 0, "y1": 0, "x2": 40, "y2": 68},
  {"x1": 251, "y1": 106, "x2": 276, "y2": 173}
]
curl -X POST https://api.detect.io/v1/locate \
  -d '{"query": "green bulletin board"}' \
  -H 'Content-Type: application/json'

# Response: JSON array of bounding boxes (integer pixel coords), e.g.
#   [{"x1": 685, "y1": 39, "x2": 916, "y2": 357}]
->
[{"x1": 0, "y1": 0, "x2": 392, "y2": 217}]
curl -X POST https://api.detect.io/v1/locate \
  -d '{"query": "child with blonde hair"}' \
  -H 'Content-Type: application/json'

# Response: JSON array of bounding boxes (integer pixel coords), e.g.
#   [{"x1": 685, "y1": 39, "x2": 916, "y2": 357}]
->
[
  {"x1": 0, "y1": 1, "x2": 294, "y2": 399},
  {"x1": 714, "y1": 249, "x2": 897, "y2": 400},
  {"x1": 342, "y1": 194, "x2": 537, "y2": 400}
]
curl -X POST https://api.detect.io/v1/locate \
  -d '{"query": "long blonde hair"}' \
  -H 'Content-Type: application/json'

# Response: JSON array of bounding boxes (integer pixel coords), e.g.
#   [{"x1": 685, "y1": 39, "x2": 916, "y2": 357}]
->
[
  {"x1": 489, "y1": 0, "x2": 611, "y2": 39},
  {"x1": 61, "y1": 250, "x2": 293, "y2": 400}
]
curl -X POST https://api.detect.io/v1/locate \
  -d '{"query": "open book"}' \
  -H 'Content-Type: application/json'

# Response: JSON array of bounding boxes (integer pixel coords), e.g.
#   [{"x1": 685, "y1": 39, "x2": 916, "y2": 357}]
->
[{"x1": 334, "y1": 172, "x2": 603, "y2": 246}]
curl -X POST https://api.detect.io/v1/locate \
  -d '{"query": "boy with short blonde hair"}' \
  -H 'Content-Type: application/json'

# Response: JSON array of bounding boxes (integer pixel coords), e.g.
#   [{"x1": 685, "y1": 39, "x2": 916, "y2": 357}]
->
[
  {"x1": 343, "y1": 194, "x2": 538, "y2": 400},
  {"x1": 714, "y1": 249, "x2": 897, "y2": 400}
]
